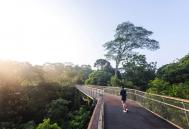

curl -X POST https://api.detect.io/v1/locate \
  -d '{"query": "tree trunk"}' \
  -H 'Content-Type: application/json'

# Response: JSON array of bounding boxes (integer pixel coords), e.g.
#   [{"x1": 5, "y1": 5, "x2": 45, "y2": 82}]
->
[{"x1": 115, "y1": 61, "x2": 119, "y2": 77}]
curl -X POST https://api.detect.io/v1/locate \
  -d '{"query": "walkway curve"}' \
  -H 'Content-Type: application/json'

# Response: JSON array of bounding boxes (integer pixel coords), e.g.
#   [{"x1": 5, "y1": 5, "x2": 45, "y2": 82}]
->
[{"x1": 104, "y1": 93, "x2": 178, "y2": 129}]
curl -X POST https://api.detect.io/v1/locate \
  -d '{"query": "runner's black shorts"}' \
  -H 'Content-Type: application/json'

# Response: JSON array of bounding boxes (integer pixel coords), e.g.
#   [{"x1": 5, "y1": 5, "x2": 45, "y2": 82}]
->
[{"x1": 121, "y1": 96, "x2": 126, "y2": 102}]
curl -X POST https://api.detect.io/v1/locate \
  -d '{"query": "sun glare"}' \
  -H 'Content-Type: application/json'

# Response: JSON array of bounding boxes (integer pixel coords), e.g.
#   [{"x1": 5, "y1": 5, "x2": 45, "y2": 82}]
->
[{"x1": 0, "y1": 0, "x2": 89, "y2": 65}]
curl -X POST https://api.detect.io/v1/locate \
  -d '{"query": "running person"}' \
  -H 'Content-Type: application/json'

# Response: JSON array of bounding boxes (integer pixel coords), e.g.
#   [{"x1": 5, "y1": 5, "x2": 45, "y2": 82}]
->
[{"x1": 120, "y1": 86, "x2": 128, "y2": 112}]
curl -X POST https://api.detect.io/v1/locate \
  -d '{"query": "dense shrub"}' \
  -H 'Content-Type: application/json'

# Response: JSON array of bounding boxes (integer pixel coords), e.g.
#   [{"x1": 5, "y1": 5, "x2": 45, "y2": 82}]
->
[
  {"x1": 147, "y1": 78, "x2": 189, "y2": 99},
  {"x1": 37, "y1": 119, "x2": 61, "y2": 129},
  {"x1": 110, "y1": 76, "x2": 122, "y2": 87}
]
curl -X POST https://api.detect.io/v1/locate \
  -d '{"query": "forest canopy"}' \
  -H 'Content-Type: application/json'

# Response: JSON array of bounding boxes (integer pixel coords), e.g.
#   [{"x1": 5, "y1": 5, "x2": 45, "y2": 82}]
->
[{"x1": 0, "y1": 61, "x2": 93, "y2": 129}]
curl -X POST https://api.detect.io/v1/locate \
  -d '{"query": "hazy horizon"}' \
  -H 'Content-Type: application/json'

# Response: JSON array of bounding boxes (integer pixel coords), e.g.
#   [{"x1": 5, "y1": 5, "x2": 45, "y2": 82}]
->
[{"x1": 0, "y1": 0, "x2": 189, "y2": 68}]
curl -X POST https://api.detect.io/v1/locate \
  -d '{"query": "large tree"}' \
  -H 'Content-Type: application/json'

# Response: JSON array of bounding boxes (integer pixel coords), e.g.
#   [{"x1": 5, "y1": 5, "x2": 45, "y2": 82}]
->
[
  {"x1": 122, "y1": 54, "x2": 157, "y2": 90},
  {"x1": 94, "y1": 59, "x2": 110, "y2": 70},
  {"x1": 94, "y1": 59, "x2": 114, "y2": 73},
  {"x1": 103, "y1": 21, "x2": 159, "y2": 76}
]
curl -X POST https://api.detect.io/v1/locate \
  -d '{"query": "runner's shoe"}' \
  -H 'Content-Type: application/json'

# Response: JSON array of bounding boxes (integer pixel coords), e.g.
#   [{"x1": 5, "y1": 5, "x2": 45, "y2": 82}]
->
[{"x1": 123, "y1": 110, "x2": 127, "y2": 113}]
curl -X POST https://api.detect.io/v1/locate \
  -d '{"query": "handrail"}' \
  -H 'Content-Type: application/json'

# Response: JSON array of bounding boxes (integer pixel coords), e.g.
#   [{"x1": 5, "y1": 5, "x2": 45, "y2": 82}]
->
[
  {"x1": 83, "y1": 85, "x2": 189, "y2": 128},
  {"x1": 87, "y1": 97, "x2": 103, "y2": 129},
  {"x1": 128, "y1": 88, "x2": 189, "y2": 103},
  {"x1": 127, "y1": 91, "x2": 189, "y2": 112},
  {"x1": 106, "y1": 86, "x2": 189, "y2": 103},
  {"x1": 87, "y1": 85, "x2": 189, "y2": 129},
  {"x1": 76, "y1": 85, "x2": 104, "y2": 129},
  {"x1": 98, "y1": 101, "x2": 104, "y2": 129},
  {"x1": 86, "y1": 85, "x2": 189, "y2": 103}
]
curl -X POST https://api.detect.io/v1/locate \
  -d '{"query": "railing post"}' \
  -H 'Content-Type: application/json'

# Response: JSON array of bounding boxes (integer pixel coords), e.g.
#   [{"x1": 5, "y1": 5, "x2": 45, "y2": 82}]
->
[
  {"x1": 91, "y1": 88, "x2": 93, "y2": 98},
  {"x1": 91, "y1": 88, "x2": 92, "y2": 97},
  {"x1": 96, "y1": 88, "x2": 97, "y2": 98},
  {"x1": 134, "y1": 90, "x2": 137, "y2": 101},
  {"x1": 182, "y1": 101, "x2": 189, "y2": 127},
  {"x1": 95, "y1": 88, "x2": 96, "y2": 98},
  {"x1": 92, "y1": 88, "x2": 94, "y2": 97},
  {"x1": 102, "y1": 89, "x2": 104, "y2": 101},
  {"x1": 162, "y1": 97, "x2": 168, "y2": 120},
  {"x1": 96, "y1": 88, "x2": 98, "y2": 98}
]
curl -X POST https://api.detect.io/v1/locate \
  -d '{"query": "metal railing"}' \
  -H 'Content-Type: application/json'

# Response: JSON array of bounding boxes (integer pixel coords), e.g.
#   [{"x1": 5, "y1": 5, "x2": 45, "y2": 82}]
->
[
  {"x1": 102, "y1": 86, "x2": 189, "y2": 129},
  {"x1": 76, "y1": 85, "x2": 104, "y2": 129},
  {"x1": 76, "y1": 85, "x2": 104, "y2": 99}
]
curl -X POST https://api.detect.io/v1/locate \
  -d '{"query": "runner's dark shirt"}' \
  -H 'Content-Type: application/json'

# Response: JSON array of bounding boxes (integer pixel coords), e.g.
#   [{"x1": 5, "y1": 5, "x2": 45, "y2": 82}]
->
[{"x1": 120, "y1": 89, "x2": 126, "y2": 100}]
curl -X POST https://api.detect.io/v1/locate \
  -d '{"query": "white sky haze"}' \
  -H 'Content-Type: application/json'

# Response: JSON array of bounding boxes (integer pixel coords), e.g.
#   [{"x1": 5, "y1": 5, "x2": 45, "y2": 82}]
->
[{"x1": 0, "y1": 0, "x2": 189, "y2": 67}]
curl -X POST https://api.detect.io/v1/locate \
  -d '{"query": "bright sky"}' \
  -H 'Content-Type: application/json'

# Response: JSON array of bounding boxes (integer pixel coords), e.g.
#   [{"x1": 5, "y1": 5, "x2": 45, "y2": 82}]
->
[{"x1": 0, "y1": 0, "x2": 189, "y2": 67}]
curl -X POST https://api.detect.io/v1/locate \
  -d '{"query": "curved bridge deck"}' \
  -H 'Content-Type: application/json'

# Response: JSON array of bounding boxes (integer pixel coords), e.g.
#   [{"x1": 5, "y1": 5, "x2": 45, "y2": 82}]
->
[
  {"x1": 104, "y1": 93, "x2": 178, "y2": 129},
  {"x1": 76, "y1": 86, "x2": 181, "y2": 129}
]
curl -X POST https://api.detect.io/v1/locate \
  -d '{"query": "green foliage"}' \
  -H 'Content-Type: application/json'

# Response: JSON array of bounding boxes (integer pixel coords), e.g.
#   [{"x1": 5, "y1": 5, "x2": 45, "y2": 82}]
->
[
  {"x1": 0, "y1": 61, "x2": 35, "y2": 86},
  {"x1": 0, "y1": 61, "x2": 92, "y2": 87},
  {"x1": 46, "y1": 98, "x2": 69, "y2": 124},
  {"x1": 94, "y1": 59, "x2": 114, "y2": 73},
  {"x1": 37, "y1": 119, "x2": 61, "y2": 129},
  {"x1": 0, "y1": 83, "x2": 92, "y2": 129},
  {"x1": 0, "y1": 86, "x2": 28, "y2": 123},
  {"x1": 0, "y1": 61, "x2": 93, "y2": 129},
  {"x1": 147, "y1": 78, "x2": 189, "y2": 99},
  {"x1": 169, "y1": 82, "x2": 189, "y2": 99},
  {"x1": 157, "y1": 54, "x2": 189, "y2": 84},
  {"x1": 80, "y1": 65, "x2": 93, "y2": 84},
  {"x1": 85, "y1": 70, "x2": 113, "y2": 86},
  {"x1": 110, "y1": 76, "x2": 122, "y2": 87},
  {"x1": 89, "y1": 59, "x2": 115, "y2": 86},
  {"x1": 21, "y1": 121, "x2": 35, "y2": 129},
  {"x1": 122, "y1": 80, "x2": 133, "y2": 89},
  {"x1": 68, "y1": 107, "x2": 90, "y2": 129},
  {"x1": 147, "y1": 53, "x2": 189, "y2": 99},
  {"x1": 147, "y1": 78, "x2": 170, "y2": 95},
  {"x1": 122, "y1": 54, "x2": 156, "y2": 90},
  {"x1": 103, "y1": 21, "x2": 159, "y2": 76}
]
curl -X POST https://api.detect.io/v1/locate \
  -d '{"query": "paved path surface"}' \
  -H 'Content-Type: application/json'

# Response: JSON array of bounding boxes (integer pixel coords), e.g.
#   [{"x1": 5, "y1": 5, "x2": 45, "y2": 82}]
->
[{"x1": 104, "y1": 93, "x2": 178, "y2": 129}]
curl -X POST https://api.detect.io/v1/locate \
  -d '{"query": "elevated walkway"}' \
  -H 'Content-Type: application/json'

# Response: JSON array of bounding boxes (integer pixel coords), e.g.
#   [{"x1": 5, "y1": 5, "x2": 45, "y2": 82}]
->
[
  {"x1": 76, "y1": 85, "x2": 189, "y2": 129},
  {"x1": 104, "y1": 93, "x2": 177, "y2": 129}
]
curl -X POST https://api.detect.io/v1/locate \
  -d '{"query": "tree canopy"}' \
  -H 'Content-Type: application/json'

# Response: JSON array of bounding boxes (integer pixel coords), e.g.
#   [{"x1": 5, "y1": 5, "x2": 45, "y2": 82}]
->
[
  {"x1": 147, "y1": 53, "x2": 189, "y2": 99},
  {"x1": 94, "y1": 59, "x2": 114, "y2": 73},
  {"x1": 122, "y1": 54, "x2": 156, "y2": 90},
  {"x1": 0, "y1": 61, "x2": 92, "y2": 87},
  {"x1": 157, "y1": 54, "x2": 189, "y2": 84},
  {"x1": 85, "y1": 70, "x2": 113, "y2": 86},
  {"x1": 103, "y1": 21, "x2": 159, "y2": 76}
]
